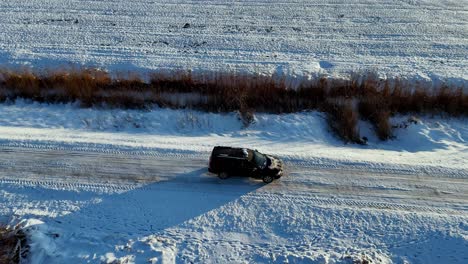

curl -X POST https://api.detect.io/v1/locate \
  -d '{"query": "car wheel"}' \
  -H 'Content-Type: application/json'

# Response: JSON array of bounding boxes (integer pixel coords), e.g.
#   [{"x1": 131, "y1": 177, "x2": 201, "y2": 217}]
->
[
  {"x1": 218, "y1": 172, "x2": 229, "y2": 180},
  {"x1": 262, "y1": 175, "x2": 274, "y2": 184}
]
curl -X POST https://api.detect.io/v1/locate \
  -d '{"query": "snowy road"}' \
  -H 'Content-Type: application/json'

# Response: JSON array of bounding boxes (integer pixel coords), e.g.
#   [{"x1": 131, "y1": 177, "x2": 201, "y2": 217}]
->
[
  {"x1": 1, "y1": 146, "x2": 467, "y2": 214},
  {"x1": 1, "y1": 146, "x2": 467, "y2": 263}
]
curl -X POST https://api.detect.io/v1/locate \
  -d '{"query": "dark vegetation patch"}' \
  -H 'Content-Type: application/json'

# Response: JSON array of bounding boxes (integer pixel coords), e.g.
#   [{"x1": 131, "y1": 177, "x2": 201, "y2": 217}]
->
[
  {"x1": 0, "y1": 68, "x2": 466, "y2": 143},
  {"x1": 322, "y1": 99, "x2": 364, "y2": 144},
  {"x1": 0, "y1": 224, "x2": 27, "y2": 264}
]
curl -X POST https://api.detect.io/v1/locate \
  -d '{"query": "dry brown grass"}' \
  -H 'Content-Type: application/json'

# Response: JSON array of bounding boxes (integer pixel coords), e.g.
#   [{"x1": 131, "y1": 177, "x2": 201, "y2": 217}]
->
[
  {"x1": 0, "y1": 225, "x2": 21, "y2": 264},
  {"x1": 322, "y1": 99, "x2": 363, "y2": 144},
  {"x1": 358, "y1": 96, "x2": 393, "y2": 140},
  {"x1": 0, "y1": 67, "x2": 466, "y2": 143}
]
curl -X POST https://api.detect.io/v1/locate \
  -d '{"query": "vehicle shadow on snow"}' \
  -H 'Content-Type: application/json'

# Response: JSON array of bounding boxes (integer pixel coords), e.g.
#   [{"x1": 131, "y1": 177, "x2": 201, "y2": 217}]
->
[{"x1": 34, "y1": 168, "x2": 264, "y2": 261}]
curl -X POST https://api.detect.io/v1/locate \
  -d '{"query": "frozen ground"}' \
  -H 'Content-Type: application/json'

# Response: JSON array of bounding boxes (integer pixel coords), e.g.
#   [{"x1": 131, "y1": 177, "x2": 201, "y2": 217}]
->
[
  {"x1": 0, "y1": 100, "x2": 466, "y2": 173},
  {"x1": 0, "y1": 101, "x2": 466, "y2": 263},
  {"x1": 0, "y1": 0, "x2": 467, "y2": 84},
  {"x1": 0, "y1": 0, "x2": 467, "y2": 262}
]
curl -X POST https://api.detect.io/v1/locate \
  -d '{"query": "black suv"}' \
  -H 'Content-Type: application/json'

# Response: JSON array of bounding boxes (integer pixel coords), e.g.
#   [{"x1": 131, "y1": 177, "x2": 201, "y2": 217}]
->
[{"x1": 208, "y1": 146, "x2": 284, "y2": 183}]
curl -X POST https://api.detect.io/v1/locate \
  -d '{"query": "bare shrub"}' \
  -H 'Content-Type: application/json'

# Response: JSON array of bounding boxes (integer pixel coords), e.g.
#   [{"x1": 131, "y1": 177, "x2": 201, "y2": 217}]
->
[
  {"x1": 2, "y1": 71, "x2": 41, "y2": 100},
  {"x1": 0, "y1": 67, "x2": 466, "y2": 142},
  {"x1": 462, "y1": 93, "x2": 468, "y2": 116},
  {"x1": 322, "y1": 99, "x2": 363, "y2": 144},
  {"x1": 374, "y1": 110, "x2": 392, "y2": 140},
  {"x1": 0, "y1": 224, "x2": 27, "y2": 264},
  {"x1": 239, "y1": 108, "x2": 256, "y2": 128},
  {"x1": 358, "y1": 96, "x2": 393, "y2": 140},
  {"x1": 433, "y1": 86, "x2": 466, "y2": 116}
]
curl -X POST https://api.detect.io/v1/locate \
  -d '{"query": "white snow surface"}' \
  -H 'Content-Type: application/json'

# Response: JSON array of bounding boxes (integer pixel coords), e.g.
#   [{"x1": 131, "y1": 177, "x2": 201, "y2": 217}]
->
[
  {"x1": 0, "y1": 0, "x2": 467, "y2": 262},
  {"x1": 0, "y1": 101, "x2": 466, "y2": 263},
  {"x1": 0, "y1": 0, "x2": 467, "y2": 84},
  {"x1": 18, "y1": 219, "x2": 59, "y2": 264},
  {"x1": 0, "y1": 99, "x2": 466, "y2": 171}
]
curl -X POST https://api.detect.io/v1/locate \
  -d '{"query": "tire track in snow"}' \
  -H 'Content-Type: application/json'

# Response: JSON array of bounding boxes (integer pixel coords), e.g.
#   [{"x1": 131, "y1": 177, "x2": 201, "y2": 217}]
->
[
  {"x1": 0, "y1": 178, "x2": 139, "y2": 193},
  {"x1": 0, "y1": 146, "x2": 467, "y2": 215},
  {"x1": 0, "y1": 177, "x2": 464, "y2": 216},
  {"x1": 245, "y1": 192, "x2": 467, "y2": 215},
  {"x1": 1, "y1": 141, "x2": 466, "y2": 179}
]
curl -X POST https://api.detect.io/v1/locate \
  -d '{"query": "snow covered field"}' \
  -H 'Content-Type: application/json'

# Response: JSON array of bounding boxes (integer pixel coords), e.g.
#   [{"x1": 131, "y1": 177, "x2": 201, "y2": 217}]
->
[
  {"x1": 0, "y1": 101, "x2": 466, "y2": 263},
  {"x1": 0, "y1": 0, "x2": 467, "y2": 83}
]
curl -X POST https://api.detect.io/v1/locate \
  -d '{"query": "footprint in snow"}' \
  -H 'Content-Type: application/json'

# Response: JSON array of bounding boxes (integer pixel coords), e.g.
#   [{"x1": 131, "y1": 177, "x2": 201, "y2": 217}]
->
[{"x1": 319, "y1": 61, "x2": 334, "y2": 69}]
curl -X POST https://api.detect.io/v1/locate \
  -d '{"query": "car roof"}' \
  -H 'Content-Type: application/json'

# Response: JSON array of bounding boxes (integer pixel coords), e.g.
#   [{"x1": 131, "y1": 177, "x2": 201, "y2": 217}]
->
[{"x1": 213, "y1": 146, "x2": 251, "y2": 159}]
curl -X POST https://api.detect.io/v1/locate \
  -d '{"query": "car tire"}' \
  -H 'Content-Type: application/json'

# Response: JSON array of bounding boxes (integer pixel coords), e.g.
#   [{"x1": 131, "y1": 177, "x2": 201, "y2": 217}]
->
[
  {"x1": 262, "y1": 175, "x2": 274, "y2": 184},
  {"x1": 218, "y1": 172, "x2": 229, "y2": 180}
]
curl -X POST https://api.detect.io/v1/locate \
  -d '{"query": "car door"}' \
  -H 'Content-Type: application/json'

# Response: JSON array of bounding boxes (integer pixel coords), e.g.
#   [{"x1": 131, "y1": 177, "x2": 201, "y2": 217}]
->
[{"x1": 239, "y1": 160, "x2": 255, "y2": 177}]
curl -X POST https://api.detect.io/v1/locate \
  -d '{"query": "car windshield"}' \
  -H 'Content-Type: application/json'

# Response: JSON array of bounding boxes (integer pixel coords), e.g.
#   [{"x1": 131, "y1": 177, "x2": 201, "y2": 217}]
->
[{"x1": 251, "y1": 150, "x2": 267, "y2": 169}]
